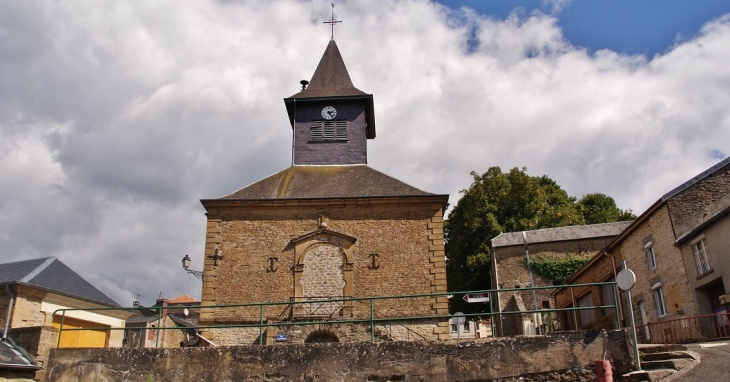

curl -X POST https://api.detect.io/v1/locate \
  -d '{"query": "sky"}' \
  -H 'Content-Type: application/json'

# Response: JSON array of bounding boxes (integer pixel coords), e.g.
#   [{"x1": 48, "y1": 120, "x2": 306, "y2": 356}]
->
[{"x1": 1, "y1": 0, "x2": 729, "y2": 307}]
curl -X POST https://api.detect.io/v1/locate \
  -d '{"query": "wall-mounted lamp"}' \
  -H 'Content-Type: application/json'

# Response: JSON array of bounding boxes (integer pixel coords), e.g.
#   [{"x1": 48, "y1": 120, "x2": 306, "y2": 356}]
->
[{"x1": 181, "y1": 255, "x2": 203, "y2": 280}]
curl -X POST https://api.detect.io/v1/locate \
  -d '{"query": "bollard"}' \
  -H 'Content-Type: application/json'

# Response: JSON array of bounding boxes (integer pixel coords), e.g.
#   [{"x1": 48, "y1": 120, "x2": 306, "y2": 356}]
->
[{"x1": 595, "y1": 360, "x2": 613, "y2": 382}]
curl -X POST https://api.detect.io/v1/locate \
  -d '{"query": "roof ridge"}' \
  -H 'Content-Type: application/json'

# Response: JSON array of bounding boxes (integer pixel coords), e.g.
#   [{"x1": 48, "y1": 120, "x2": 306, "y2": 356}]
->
[
  {"x1": 19, "y1": 257, "x2": 55, "y2": 283},
  {"x1": 662, "y1": 156, "x2": 730, "y2": 201}
]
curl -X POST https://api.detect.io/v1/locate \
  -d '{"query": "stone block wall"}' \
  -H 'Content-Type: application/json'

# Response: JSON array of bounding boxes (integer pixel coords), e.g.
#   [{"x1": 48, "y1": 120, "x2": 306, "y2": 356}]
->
[
  {"x1": 198, "y1": 197, "x2": 448, "y2": 343},
  {"x1": 620, "y1": 205, "x2": 697, "y2": 323},
  {"x1": 492, "y1": 236, "x2": 616, "y2": 336},
  {"x1": 44, "y1": 330, "x2": 633, "y2": 382},
  {"x1": 667, "y1": 161, "x2": 730, "y2": 237},
  {"x1": 7, "y1": 326, "x2": 58, "y2": 380}
]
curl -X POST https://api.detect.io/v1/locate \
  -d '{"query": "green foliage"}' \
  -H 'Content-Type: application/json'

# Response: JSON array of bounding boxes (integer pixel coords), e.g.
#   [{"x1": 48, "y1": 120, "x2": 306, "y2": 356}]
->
[
  {"x1": 445, "y1": 167, "x2": 635, "y2": 314},
  {"x1": 524, "y1": 254, "x2": 593, "y2": 284},
  {"x1": 445, "y1": 167, "x2": 584, "y2": 314},
  {"x1": 144, "y1": 373, "x2": 155, "y2": 382},
  {"x1": 578, "y1": 193, "x2": 636, "y2": 224}
]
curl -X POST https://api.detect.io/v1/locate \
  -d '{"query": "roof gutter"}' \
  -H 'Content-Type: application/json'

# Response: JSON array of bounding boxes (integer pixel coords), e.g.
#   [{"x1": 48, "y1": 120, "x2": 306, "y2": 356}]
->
[
  {"x1": 3, "y1": 284, "x2": 15, "y2": 340},
  {"x1": 558, "y1": 198, "x2": 666, "y2": 287}
]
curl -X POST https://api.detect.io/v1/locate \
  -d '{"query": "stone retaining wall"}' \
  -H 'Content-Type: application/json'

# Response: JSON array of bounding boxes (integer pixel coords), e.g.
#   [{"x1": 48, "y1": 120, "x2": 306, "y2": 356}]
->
[{"x1": 45, "y1": 330, "x2": 632, "y2": 381}]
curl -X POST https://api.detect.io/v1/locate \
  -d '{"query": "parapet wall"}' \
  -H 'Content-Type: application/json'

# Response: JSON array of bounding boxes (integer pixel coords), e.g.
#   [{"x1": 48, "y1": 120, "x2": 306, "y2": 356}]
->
[{"x1": 45, "y1": 330, "x2": 632, "y2": 381}]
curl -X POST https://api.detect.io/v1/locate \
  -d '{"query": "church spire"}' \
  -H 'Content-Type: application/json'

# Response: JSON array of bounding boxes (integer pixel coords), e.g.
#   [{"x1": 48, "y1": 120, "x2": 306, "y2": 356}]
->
[{"x1": 289, "y1": 39, "x2": 366, "y2": 99}]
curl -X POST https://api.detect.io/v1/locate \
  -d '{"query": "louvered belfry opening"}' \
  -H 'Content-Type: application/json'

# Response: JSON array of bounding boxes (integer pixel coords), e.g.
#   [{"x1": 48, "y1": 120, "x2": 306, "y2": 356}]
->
[{"x1": 310, "y1": 120, "x2": 347, "y2": 142}]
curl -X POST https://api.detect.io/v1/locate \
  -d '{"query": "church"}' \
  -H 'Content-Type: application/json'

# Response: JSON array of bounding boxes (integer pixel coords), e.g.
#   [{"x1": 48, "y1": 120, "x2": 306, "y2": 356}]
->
[{"x1": 195, "y1": 36, "x2": 450, "y2": 345}]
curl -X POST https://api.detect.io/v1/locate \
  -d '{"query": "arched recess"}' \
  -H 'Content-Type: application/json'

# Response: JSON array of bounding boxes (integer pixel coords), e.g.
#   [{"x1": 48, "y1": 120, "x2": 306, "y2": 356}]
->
[
  {"x1": 290, "y1": 228, "x2": 356, "y2": 313},
  {"x1": 304, "y1": 330, "x2": 340, "y2": 343}
]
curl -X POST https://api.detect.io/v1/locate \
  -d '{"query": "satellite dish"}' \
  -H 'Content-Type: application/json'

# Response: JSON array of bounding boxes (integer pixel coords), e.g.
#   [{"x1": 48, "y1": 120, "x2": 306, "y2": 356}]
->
[{"x1": 616, "y1": 268, "x2": 636, "y2": 291}]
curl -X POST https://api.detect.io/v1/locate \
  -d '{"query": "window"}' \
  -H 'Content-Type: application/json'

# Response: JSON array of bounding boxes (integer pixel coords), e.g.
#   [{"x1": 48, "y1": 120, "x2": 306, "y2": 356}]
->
[
  {"x1": 692, "y1": 238, "x2": 712, "y2": 276},
  {"x1": 450, "y1": 324, "x2": 458, "y2": 332},
  {"x1": 578, "y1": 292, "x2": 596, "y2": 327},
  {"x1": 645, "y1": 242, "x2": 657, "y2": 270},
  {"x1": 601, "y1": 278, "x2": 616, "y2": 315},
  {"x1": 652, "y1": 283, "x2": 667, "y2": 318},
  {"x1": 310, "y1": 120, "x2": 347, "y2": 141},
  {"x1": 463, "y1": 321, "x2": 470, "y2": 331}
]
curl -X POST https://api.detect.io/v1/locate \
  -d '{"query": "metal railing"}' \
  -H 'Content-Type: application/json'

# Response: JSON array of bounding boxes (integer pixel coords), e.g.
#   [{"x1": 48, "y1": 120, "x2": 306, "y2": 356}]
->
[
  {"x1": 51, "y1": 282, "x2": 621, "y2": 348},
  {"x1": 636, "y1": 313, "x2": 730, "y2": 344}
]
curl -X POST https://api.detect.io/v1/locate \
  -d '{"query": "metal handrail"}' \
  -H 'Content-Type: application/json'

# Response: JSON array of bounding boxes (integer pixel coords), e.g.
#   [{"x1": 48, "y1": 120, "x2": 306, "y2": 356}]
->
[
  {"x1": 51, "y1": 282, "x2": 621, "y2": 347},
  {"x1": 636, "y1": 312, "x2": 730, "y2": 344}
]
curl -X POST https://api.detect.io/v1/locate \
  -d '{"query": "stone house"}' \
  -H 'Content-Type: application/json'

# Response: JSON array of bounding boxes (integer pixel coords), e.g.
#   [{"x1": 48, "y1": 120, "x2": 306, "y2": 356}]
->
[
  {"x1": 195, "y1": 38, "x2": 450, "y2": 345},
  {"x1": 0, "y1": 257, "x2": 130, "y2": 379},
  {"x1": 554, "y1": 157, "x2": 730, "y2": 338},
  {"x1": 490, "y1": 222, "x2": 631, "y2": 336},
  {"x1": 124, "y1": 294, "x2": 201, "y2": 348}
]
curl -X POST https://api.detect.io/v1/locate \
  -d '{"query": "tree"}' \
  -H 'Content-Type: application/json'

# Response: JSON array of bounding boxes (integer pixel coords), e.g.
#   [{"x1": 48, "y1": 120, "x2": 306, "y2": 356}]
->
[
  {"x1": 578, "y1": 193, "x2": 636, "y2": 224},
  {"x1": 445, "y1": 167, "x2": 584, "y2": 314},
  {"x1": 445, "y1": 168, "x2": 635, "y2": 314}
]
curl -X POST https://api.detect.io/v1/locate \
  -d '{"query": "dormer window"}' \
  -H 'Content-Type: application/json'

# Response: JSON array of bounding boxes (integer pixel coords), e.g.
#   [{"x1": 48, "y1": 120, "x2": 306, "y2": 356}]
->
[{"x1": 311, "y1": 120, "x2": 347, "y2": 141}]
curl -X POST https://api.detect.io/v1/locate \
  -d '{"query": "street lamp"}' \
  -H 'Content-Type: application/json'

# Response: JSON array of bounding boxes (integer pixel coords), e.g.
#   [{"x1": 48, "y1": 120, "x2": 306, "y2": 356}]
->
[{"x1": 181, "y1": 255, "x2": 203, "y2": 279}]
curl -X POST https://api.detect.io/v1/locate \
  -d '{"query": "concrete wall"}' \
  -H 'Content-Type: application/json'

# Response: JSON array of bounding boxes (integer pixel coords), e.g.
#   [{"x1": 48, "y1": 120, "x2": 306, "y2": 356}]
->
[
  {"x1": 680, "y1": 212, "x2": 730, "y2": 314},
  {"x1": 45, "y1": 330, "x2": 632, "y2": 382}
]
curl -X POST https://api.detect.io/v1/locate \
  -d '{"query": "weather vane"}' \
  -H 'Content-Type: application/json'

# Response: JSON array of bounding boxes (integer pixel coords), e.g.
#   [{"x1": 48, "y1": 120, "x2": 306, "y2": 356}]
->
[{"x1": 323, "y1": 3, "x2": 342, "y2": 39}]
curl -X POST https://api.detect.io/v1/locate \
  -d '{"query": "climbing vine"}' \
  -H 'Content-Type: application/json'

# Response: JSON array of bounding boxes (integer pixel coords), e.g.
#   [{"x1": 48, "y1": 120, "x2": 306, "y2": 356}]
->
[{"x1": 523, "y1": 254, "x2": 592, "y2": 284}]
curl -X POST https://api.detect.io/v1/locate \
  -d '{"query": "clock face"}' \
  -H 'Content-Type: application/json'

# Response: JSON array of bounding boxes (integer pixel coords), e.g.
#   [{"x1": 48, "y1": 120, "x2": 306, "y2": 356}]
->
[{"x1": 321, "y1": 106, "x2": 337, "y2": 120}]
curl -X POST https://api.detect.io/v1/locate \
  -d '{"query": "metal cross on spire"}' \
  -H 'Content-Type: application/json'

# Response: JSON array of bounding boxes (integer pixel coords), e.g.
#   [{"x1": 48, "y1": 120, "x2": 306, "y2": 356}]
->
[{"x1": 323, "y1": 3, "x2": 342, "y2": 40}]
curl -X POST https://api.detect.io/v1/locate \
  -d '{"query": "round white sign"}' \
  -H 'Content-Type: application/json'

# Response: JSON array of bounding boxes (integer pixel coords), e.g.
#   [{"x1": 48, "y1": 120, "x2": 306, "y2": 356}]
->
[{"x1": 616, "y1": 268, "x2": 636, "y2": 291}]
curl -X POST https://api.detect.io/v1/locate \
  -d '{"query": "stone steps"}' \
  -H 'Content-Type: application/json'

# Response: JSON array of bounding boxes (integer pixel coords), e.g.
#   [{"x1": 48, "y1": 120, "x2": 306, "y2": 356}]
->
[{"x1": 621, "y1": 344, "x2": 699, "y2": 382}]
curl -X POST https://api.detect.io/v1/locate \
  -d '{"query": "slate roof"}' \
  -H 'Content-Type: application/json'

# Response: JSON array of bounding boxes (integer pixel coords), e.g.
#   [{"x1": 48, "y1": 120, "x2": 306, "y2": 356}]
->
[
  {"x1": 0, "y1": 339, "x2": 39, "y2": 371},
  {"x1": 289, "y1": 39, "x2": 367, "y2": 99},
  {"x1": 217, "y1": 165, "x2": 438, "y2": 200},
  {"x1": 491, "y1": 221, "x2": 633, "y2": 248},
  {"x1": 0, "y1": 257, "x2": 121, "y2": 308}
]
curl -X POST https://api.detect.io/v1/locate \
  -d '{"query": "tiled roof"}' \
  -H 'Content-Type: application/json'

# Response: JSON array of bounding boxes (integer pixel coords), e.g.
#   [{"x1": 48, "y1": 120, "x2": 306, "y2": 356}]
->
[
  {"x1": 289, "y1": 39, "x2": 367, "y2": 99},
  {"x1": 217, "y1": 165, "x2": 437, "y2": 200},
  {"x1": 0, "y1": 257, "x2": 121, "y2": 308},
  {"x1": 168, "y1": 294, "x2": 199, "y2": 305},
  {"x1": 491, "y1": 221, "x2": 633, "y2": 248}
]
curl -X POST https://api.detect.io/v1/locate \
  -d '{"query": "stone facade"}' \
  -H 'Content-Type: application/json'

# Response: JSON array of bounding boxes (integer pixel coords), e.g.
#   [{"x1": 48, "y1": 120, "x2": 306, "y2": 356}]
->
[
  {"x1": 490, "y1": 223, "x2": 630, "y2": 336},
  {"x1": 555, "y1": 158, "x2": 730, "y2": 337},
  {"x1": 197, "y1": 198, "x2": 449, "y2": 344}
]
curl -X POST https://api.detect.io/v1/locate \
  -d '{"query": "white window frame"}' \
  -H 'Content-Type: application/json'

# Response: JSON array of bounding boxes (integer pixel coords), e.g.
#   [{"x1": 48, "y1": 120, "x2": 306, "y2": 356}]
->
[
  {"x1": 463, "y1": 321, "x2": 470, "y2": 332},
  {"x1": 652, "y1": 282, "x2": 667, "y2": 318},
  {"x1": 645, "y1": 241, "x2": 657, "y2": 270},
  {"x1": 450, "y1": 323, "x2": 458, "y2": 333},
  {"x1": 691, "y1": 235, "x2": 712, "y2": 276}
]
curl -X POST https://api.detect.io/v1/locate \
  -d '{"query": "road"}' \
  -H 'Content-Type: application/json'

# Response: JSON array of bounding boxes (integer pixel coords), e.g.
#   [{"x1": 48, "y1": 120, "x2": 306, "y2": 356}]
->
[{"x1": 667, "y1": 342, "x2": 730, "y2": 381}]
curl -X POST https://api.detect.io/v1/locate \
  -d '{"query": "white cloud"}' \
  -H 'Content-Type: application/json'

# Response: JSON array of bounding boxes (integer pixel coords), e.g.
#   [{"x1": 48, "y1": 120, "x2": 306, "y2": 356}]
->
[{"x1": 1, "y1": 0, "x2": 728, "y2": 305}]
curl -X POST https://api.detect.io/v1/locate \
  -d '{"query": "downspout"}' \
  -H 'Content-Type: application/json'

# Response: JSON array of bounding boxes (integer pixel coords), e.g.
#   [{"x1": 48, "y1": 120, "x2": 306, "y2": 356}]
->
[
  {"x1": 3, "y1": 284, "x2": 15, "y2": 340},
  {"x1": 522, "y1": 231, "x2": 542, "y2": 335},
  {"x1": 604, "y1": 250, "x2": 623, "y2": 322},
  {"x1": 291, "y1": 99, "x2": 296, "y2": 165},
  {"x1": 491, "y1": 244, "x2": 502, "y2": 337}
]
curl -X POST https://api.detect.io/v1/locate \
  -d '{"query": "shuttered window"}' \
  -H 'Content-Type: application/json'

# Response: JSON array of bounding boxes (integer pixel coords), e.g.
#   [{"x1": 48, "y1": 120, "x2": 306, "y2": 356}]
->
[{"x1": 310, "y1": 120, "x2": 347, "y2": 141}]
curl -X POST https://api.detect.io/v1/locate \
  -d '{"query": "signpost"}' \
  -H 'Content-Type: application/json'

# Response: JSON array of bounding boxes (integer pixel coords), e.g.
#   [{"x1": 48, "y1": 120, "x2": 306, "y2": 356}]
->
[
  {"x1": 617, "y1": 263, "x2": 641, "y2": 371},
  {"x1": 462, "y1": 293, "x2": 490, "y2": 303}
]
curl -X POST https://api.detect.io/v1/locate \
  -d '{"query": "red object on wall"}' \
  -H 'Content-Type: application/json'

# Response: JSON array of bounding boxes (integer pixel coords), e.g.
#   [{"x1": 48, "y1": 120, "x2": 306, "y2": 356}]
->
[{"x1": 595, "y1": 360, "x2": 613, "y2": 382}]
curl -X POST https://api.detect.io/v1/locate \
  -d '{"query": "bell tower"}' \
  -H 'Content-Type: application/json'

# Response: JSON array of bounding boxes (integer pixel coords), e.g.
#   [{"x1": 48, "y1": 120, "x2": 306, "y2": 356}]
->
[{"x1": 284, "y1": 39, "x2": 376, "y2": 165}]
